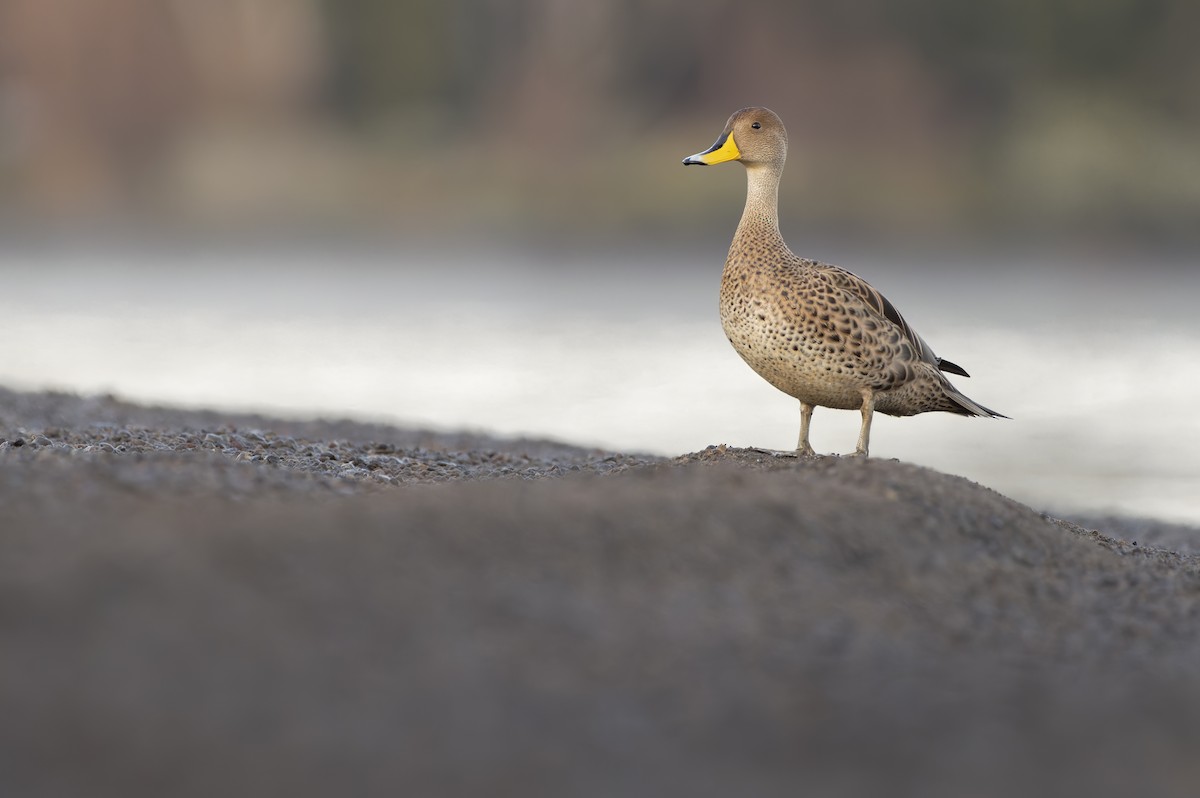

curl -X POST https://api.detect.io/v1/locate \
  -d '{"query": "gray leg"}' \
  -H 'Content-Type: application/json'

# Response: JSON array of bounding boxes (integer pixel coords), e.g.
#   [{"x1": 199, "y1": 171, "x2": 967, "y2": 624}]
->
[
  {"x1": 850, "y1": 390, "x2": 875, "y2": 457},
  {"x1": 796, "y1": 402, "x2": 816, "y2": 456}
]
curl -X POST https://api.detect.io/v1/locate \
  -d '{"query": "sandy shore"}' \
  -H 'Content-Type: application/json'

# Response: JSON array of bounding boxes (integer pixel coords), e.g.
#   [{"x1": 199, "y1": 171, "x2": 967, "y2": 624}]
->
[{"x1": 2, "y1": 387, "x2": 1199, "y2": 797}]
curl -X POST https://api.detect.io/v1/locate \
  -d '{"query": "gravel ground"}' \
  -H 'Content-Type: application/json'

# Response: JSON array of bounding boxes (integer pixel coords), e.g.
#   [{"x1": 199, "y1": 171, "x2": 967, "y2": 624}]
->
[
  {"x1": 0, "y1": 387, "x2": 658, "y2": 495},
  {"x1": 2, "y1": 387, "x2": 1199, "y2": 798}
]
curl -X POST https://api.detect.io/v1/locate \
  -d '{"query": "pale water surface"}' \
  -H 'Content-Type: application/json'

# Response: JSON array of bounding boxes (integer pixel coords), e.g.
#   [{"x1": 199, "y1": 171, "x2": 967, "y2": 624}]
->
[{"x1": 3, "y1": 242, "x2": 1198, "y2": 524}]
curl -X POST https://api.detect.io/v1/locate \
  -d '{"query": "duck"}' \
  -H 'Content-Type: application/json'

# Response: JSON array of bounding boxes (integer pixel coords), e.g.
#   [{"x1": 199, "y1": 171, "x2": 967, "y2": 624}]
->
[{"x1": 683, "y1": 106, "x2": 1004, "y2": 457}]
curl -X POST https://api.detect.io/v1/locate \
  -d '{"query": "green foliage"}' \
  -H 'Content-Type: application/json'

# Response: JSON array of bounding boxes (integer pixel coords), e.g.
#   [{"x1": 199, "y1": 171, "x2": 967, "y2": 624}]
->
[
  {"x1": 318, "y1": 0, "x2": 502, "y2": 118},
  {"x1": 883, "y1": 0, "x2": 1174, "y2": 116},
  {"x1": 317, "y1": 0, "x2": 1197, "y2": 120}
]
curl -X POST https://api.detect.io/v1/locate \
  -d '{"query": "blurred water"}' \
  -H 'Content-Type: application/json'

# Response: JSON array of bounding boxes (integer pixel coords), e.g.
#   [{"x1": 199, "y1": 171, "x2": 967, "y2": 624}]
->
[{"x1": 3, "y1": 241, "x2": 1198, "y2": 524}]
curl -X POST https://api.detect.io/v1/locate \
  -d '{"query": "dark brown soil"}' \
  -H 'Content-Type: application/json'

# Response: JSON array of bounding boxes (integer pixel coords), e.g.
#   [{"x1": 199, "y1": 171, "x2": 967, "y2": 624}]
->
[{"x1": 2, "y1": 387, "x2": 1198, "y2": 798}]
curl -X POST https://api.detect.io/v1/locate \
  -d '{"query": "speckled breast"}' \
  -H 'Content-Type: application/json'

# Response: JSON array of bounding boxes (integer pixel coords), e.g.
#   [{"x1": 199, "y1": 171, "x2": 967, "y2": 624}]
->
[{"x1": 718, "y1": 261, "x2": 871, "y2": 411}]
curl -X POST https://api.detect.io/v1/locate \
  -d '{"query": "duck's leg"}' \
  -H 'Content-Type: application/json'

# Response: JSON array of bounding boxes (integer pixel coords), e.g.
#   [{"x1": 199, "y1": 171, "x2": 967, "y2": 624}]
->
[
  {"x1": 849, "y1": 390, "x2": 875, "y2": 457},
  {"x1": 796, "y1": 402, "x2": 816, "y2": 456}
]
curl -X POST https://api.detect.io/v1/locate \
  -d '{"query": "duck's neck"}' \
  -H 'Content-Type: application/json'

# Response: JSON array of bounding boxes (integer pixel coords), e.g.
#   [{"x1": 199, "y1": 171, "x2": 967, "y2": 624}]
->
[{"x1": 733, "y1": 164, "x2": 788, "y2": 252}]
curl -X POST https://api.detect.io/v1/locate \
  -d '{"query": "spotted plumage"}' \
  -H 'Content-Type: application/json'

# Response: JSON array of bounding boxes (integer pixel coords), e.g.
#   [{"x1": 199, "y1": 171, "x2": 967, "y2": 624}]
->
[{"x1": 684, "y1": 106, "x2": 1004, "y2": 457}]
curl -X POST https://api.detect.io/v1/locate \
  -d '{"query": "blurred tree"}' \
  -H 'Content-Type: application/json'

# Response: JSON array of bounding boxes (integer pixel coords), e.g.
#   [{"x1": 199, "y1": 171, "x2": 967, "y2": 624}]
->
[
  {"x1": 312, "y1": 0, "x2": 1200, "y2": 134},
  {"x1": 883, "y1": 0, "x2": 1178, "y2": 110},
  {"x1": 319, "y1": 0, "x2": 512, "y2": 124},
  {"x1": 2, "y1": 0, "x2": 1199, "y2": 235},
  {"x1": 0, "y1": 0, "x2": 325, "y2": 212}
]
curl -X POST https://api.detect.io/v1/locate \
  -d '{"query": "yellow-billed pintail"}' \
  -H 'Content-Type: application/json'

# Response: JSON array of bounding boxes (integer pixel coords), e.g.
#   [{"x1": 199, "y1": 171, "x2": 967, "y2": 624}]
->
[{"x1": 683, "y1": 106, "x2": 1005, "y2": 457}]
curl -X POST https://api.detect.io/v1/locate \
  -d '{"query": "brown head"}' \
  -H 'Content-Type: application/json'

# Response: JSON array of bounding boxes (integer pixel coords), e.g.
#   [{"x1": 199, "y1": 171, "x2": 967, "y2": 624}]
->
[{"x1": 682, "y1": 107, "x2": 788, "y2": 171}]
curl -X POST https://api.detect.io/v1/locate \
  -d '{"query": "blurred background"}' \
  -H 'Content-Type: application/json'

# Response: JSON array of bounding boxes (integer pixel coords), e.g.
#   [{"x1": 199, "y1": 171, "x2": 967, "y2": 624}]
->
[
  {"x1": 4, "y1": 0, "x2": 1200, "y2": 238},
  {"x1": 1, "y1": 0, "x2": 1198, "y2": 521}
]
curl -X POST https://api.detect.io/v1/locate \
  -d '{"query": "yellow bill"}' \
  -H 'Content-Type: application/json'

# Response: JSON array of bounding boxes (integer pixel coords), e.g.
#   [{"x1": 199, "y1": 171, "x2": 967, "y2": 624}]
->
[{"x1": 682, "y1": 131, "x2": 740, "y2": 165}]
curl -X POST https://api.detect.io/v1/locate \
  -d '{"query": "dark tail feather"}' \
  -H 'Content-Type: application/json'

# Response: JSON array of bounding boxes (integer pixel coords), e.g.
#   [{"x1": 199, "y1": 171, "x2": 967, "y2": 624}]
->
[
  {"x1": 938, "y1": 357, "x2": 970, "y2": 377},
  {"x1": 946, "y1": 388, "x2": 1008, "y2": 419}
]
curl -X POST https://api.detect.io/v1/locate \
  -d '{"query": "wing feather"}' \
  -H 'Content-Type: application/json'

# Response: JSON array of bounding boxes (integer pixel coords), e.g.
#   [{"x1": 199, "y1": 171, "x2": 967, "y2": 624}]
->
[{"x1": 814, "y1": 262, "x2": 968, "y2": 377}]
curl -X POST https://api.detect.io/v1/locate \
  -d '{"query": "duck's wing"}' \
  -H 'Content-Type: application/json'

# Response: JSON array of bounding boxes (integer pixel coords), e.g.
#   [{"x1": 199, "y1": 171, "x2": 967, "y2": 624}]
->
[{"x1": 817, "y1": 262, "x2": 969, "y2": 377}]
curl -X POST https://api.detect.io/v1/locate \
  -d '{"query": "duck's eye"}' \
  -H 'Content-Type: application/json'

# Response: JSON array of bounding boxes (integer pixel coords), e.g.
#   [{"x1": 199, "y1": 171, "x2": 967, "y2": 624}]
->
[{"x1": 751, "y1": 121, "x2": 761, "y2": 129}]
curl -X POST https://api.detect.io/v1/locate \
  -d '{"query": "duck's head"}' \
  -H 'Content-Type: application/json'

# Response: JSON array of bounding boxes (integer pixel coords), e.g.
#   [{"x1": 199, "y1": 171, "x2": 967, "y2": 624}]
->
[{"x1": 682, "y1": 107, "x2": 787, "y2": 170}]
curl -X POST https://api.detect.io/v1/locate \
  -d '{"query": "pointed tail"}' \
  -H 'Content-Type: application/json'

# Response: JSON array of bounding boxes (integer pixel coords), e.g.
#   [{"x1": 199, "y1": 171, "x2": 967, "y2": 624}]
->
[{"x1": 945, "y1": 384, "x2": 1008, "y2": 418}]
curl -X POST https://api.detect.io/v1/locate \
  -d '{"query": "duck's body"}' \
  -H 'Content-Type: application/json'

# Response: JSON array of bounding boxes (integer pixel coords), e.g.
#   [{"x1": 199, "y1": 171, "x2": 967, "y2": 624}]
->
[{"x1": 684, "y1": 107, "x2": 1003, "y2": 457}]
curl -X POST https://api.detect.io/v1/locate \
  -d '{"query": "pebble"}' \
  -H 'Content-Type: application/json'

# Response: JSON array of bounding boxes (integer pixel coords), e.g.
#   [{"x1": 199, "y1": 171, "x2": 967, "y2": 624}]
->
[{"x1": 0, "y1": 387, "x2": 663, "y2": 496}]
